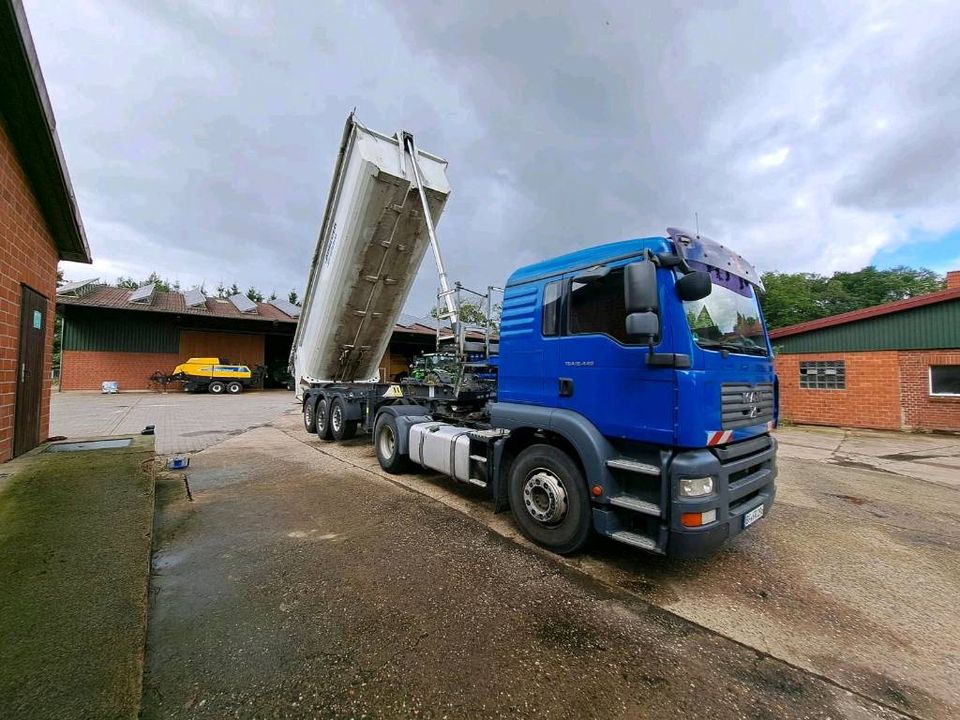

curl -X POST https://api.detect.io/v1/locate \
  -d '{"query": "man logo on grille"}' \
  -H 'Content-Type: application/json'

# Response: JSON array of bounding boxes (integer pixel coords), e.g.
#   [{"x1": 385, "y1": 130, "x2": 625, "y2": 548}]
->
[{"x1": 742, "y1": 390, "x2": 759, "y2": 404}]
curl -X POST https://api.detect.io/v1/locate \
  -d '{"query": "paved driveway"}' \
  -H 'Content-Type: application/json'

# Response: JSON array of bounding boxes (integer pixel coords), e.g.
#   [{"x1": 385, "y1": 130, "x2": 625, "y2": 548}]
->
[
  {"x1": 143, "y1": 410, "x2": 960, "y2": 719},
  {"x1": 50, "y1": 390, "x2": 296, "y2": 455}
]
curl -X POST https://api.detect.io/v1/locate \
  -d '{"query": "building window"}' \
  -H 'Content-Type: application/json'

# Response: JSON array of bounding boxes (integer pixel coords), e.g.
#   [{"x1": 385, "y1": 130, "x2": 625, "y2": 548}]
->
[
  {"x1": 542, "y1": 281, "x2": 561, "y2": 337},
  {"x1": 930, "y1": 365, "x2": 960, "y2": 397},
  {"x1": 799, "y1": 360, "x2": 845, "y2": 389}
]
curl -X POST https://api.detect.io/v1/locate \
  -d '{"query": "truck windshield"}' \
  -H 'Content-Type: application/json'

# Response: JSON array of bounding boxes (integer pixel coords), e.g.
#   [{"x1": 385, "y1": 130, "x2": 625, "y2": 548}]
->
[{"x1": 680, "y1": 261, "x2": 768, "y2": 356}]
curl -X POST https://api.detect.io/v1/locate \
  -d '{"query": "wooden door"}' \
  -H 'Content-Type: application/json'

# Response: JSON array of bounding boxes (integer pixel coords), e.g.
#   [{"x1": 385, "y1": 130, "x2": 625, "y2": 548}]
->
[{"x1": 14, "y1": 285, "x2": 47, "y2": 457}]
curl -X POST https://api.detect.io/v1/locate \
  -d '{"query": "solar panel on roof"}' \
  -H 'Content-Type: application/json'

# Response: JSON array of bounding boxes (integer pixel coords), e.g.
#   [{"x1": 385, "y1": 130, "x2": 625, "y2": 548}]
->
[
  {"x1": 269, "y1": 298, "x2": 301, "y2": 318},
  {"x1": 56, "y1": 277, "x2": 100, "y2": 296},
  {"x1": 183, "y1": 287, "x2": 206, "y2": 308},
  {"x1": 128, "y1": 282, "x2": 156, "y2": 304},
  {"x1": 229, "y1": 293, "x2": 258, "y2": 313}
]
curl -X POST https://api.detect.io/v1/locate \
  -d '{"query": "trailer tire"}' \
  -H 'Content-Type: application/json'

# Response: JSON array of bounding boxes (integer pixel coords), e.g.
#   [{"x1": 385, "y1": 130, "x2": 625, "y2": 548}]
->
[
  {"x1": 303, "y1": 398, "x2": 318, "y2": 433},
  {"x1": 226, "y1": 381, "x2": 243, "y2": 394},
  {"x1": 209, "y1": 380, "x2": 225, "y2": 395},
  {"x1": 330, "y1": 397, "x2": 358, "y2": 441},
  {"x1": 508, "y1": 444, "x2": 591, "y2": 555},
  {"x1": 374, "y1": 413, "x2": 411, "y2": 474},
  {"x1": 315, "y1": 396, "x2": 333, "y2": 440}
]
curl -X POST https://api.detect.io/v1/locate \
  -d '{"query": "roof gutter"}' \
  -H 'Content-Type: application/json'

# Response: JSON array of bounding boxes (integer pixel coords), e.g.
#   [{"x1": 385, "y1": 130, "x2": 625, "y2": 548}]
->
[{"x1": 0, "y1": 0, "x2": 90, "y2": 263}]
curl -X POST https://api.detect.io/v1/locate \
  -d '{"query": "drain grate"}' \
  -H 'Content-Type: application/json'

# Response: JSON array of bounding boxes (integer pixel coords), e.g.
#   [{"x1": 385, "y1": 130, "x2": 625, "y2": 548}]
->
[{"x1": 45, "y1": 439, "x2": 133, "y2": 453}]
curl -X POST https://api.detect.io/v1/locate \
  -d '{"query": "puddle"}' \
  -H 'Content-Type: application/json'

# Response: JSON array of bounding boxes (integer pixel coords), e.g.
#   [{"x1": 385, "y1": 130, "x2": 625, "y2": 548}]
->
[{"x1": 45, "y1": 438, "x2": 133, "y2": 452}]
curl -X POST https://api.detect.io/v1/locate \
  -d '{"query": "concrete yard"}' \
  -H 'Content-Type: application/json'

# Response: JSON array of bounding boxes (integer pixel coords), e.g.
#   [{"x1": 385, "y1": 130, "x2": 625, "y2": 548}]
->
[
  {"x1": 50, "y1": 389, "x2": 296, "y2": 455},
  {"x1": 140, "y1": 406, "x2": 960, "y2": 719}
]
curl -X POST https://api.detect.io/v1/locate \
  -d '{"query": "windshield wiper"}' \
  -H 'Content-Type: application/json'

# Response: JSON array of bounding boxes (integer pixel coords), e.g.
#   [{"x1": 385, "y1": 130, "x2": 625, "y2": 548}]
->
[{"x1": 696, "y1": 339, "x2": 768, "y2": 356}]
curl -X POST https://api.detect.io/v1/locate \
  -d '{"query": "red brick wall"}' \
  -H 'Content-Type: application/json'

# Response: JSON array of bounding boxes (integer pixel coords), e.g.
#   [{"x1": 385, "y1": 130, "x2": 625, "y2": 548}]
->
[
  {"x1": 0, "y1": 119, "x2": 60, "y2": 461},
  {"x1": 59, "y1": 351, "x2": 180, "y2": 391},
  {"x1": 898, "y1": 350, "x2": 960, "y2": 432},
  {"x1": 775, "y1": 351, "x2": 902, "y2": 430},
  {"x1": 179, "y1": 330, "x2": 264, "y2": 367}
]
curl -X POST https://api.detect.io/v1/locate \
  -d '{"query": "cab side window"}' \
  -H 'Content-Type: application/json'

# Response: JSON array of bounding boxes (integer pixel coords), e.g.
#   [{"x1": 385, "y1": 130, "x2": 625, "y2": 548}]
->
[
  {"x1": 569, "y1": 268, "x2": 631, "y2": 344},
  {"x1": 542, "y1": 280, "x2": 561, "y2": 337}
]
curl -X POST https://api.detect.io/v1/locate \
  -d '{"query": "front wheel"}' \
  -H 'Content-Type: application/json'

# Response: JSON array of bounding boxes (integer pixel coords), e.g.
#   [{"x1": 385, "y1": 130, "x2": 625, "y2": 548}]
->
[
  {"x1": 508, "y1": 444, "x2": 591, "y2": 555},
  {"x1": 208, "y1": 380, "x2": 225, "y2": 395}
]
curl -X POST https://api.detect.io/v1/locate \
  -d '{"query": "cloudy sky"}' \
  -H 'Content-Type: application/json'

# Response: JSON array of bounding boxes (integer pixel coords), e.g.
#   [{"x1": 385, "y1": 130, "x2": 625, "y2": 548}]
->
[{"x1": 28, "y1": 0, "x2": 960, "y2": 313}]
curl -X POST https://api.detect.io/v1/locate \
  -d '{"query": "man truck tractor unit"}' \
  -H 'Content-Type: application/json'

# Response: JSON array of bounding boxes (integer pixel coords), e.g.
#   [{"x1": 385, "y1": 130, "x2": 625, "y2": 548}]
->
[{"x1": 291, "y1": 115, "x2": 778, "y2": 557}]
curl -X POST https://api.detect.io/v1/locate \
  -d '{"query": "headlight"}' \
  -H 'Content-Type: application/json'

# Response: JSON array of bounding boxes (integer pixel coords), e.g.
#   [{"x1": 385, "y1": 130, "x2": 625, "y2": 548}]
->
[{"x1": 680, "y1": 476, "x2": 714, "y2": 497}]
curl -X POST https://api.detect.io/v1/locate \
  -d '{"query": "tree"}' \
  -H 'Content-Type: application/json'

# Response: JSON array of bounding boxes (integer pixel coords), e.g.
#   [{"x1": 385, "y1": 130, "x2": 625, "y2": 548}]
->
[
  {"x1": 229, "y1": 282, "x2": 240, "y2": 296},
  {"x1": 760, "y1": 266, "x2": 944, "y2": 329},
  {"x1": 430, "y1": 299, "x2": 501, "y2": 332},
  {"x1": 216, "y1": 282, "x2": 227, "y2": 298},
  {"x1": 288, "y1": 289, "x2": 300, "y2": 306},
  {"x1": 246, "y1": 287, "x2": 264, "y2": 303},
  {"x1": 114, "y1": 272, "x2": 173, "y2": 292},
  {"x1": 268, "y1": 291, "x2": 277, "y2": 301}
]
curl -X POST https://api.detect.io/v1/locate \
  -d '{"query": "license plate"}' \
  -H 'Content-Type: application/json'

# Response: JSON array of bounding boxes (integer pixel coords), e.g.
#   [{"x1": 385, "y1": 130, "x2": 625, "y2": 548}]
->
[{"x1": 743, "y1": 504, "x2": 764, "y2": 528}]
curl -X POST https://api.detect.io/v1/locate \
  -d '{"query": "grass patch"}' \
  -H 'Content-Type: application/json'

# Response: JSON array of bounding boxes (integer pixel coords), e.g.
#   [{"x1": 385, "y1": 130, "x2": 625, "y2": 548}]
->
[{"x1": 0, "y1": 437, "x2": 155, "y2": 720}]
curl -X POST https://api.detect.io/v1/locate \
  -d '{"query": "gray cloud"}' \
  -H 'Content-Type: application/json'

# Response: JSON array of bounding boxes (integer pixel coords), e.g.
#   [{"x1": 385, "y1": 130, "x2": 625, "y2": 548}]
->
[{"x1": 28, "y1": 0, "x2": 960, "y2": 314}]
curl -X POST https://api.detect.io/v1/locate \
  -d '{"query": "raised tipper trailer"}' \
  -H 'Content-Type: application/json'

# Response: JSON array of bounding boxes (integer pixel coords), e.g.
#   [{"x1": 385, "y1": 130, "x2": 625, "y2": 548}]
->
[{"x1": 293, "y1": 114, "x2": 778, "y2": 557}]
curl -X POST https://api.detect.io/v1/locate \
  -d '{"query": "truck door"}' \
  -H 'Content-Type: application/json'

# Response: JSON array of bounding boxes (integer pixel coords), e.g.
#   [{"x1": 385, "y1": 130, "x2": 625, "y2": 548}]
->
[{"x1": 556, "y1": 265, "x2": 675, "y2": 446}]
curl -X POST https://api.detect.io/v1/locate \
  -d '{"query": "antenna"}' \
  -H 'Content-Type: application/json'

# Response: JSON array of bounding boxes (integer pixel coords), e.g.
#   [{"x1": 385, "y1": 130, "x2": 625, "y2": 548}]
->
[{"x1": 695, "y1": 212, "x2": 700, "y2": 239}]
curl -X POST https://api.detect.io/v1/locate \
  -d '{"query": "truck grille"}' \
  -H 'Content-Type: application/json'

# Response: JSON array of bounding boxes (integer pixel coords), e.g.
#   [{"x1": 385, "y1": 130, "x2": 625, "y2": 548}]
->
[{"x1": 721, "y1": 383, "x2": 774, "y2": 429}]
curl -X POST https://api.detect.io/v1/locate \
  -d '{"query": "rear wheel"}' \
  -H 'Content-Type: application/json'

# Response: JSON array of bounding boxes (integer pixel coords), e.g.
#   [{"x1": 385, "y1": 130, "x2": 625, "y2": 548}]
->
[
  {"x1": 508, "y1": 444, "x2": 591, "y2": 555},
  {"x1": 315, "y1": 397, "x2": 333, "y2": 440},
  {"x1": 303, "y1": 398, "x2": 318, "y2": 433},
  {"x1": 374, "y1": 413, "x2": 411, "y2": 474},
  {"x1": 209, "y1": 380, "x2": 225, "y2": 394},
  {"x1": 330, "y1": 397, "x2": 358, "y2": 441},
  {"x1": 226, "y1": 381, "x2": 243, "y2": 394}
]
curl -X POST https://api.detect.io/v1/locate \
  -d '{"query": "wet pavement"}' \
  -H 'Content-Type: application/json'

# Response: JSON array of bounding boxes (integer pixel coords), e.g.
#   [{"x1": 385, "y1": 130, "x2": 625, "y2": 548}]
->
[
  {"x1": 142, "y1": 411, "x2": 960, "y2": 719},
  {"x1": 51, "y1": 390, "x2": 296, "y2": 455}
]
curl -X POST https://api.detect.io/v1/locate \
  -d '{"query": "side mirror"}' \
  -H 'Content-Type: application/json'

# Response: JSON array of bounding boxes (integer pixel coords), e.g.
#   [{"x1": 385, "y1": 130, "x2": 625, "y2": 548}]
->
[
  {"x1": 624, "y1": 261, "x2": 659, "y2": 313},
  {"x1": 626, "y1": 311, "x2": 660, "y2": 341},
  {"x1": 676, "y1": 271, "x2": 712, "y2": 302}
]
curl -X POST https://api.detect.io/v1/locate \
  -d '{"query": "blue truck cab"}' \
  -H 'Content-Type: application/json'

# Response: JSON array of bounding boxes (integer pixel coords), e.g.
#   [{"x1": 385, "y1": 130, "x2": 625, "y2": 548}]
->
[{"x1": 491, "y1": 228, "x2": 778, "y2": 557}]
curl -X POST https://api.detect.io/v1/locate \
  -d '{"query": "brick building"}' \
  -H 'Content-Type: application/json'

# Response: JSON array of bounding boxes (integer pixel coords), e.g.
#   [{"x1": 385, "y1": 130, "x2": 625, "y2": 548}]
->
[
  {"x1": 771, "y1": 272, "x2": 960, "y2": 432},
  {"x1": 56, "y1": 286, "x2": 449, "y2": 391},
  {"x1": 1, "y1": 0, "x2": 91, "y2": 460}
]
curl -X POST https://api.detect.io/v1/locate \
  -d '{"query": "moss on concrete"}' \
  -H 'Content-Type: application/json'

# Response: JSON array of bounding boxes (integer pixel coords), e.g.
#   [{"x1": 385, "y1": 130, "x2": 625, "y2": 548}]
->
[{"x1": 0, "y1": 436, "x2": 155, "y2": 720}]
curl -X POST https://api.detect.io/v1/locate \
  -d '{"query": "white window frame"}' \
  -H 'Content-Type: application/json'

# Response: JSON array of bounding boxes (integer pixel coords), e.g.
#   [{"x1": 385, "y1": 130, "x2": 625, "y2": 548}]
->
[{"x1": 929, "y1": 365, "x2": 960, "y2": 397}]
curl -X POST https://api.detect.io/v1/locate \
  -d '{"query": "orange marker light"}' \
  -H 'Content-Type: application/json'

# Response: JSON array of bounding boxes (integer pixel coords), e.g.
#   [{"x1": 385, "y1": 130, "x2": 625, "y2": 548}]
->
[
  {"x1": 591, "y1": 485, "x2": 603, "y2": 497},
  {"x1": 681, "y1": 512, "x2": 703, "y2": 527}
]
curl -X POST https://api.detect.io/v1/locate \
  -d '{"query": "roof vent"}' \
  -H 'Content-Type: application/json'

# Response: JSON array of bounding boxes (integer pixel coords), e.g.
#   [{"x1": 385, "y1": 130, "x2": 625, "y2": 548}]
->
[
  {"x1": 128, "y1": 282, "x2": 156, "y2": 304},
  {"x1": 57, "y1": 278, "x2": 100, "y2": 297},
  {"x1": 269, "y1": 298, "x2": 301, "y2": 318},
  {"x1": 228, "y1": 293, "x2": 258, "y2": 314},
  {"x1": 183, "y1": 286, "x2": 206, "y2": 308}
]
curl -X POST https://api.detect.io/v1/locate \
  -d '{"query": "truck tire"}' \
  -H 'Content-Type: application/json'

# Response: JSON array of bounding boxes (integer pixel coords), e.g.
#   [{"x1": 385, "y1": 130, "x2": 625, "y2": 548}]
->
[
  {"x1": 226, "y1": 381, "x2": 243, "y2": 394},
  {"x1": 209, "y1": 380, "x2": 225, "y2": 395},
  {"x1": 508, "y1": 444, "x2": 591, "y2": 555},
  {"x1": 330, "y1": 397, "x2": 358, "y2": 441},
  {"x1": 303, "y1": 398, "x2": 318, "y2": 433},
  {"x1": 315, "y1": 396, "x2": 333, "y2": 440},
  {"x1": 374, "y1": 413, "x2": 411, "y2": 474}
]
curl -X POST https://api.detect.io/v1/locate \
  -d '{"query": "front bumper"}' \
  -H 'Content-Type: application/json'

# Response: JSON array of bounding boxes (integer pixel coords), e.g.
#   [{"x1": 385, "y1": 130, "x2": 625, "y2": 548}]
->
[{"x1": 667, "y1": 435, "x2": 778, "y2": 558}]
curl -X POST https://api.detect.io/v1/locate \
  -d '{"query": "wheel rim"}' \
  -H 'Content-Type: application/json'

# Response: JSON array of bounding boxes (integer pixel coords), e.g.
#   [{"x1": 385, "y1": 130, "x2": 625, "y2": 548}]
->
[
  {"x1": 304, "y1": 404, "x2": 313, "y2": 427},
  {"x1": 317, "y1": 400, "x2": 327, "y2": 431},
  {"x1": 229, "y1": 383, "x2": 240, "y2": 393},
  {"x1": 522, "y1": 468, "x2": 568, "y2": 525},
  {"x1": 211, "y1": 383, "x2": 223, "y2": 393},
  {"x1": 378, "y1": 423, "x2": 395, "y2": 460},
  {"x1": 332, "y1": 405, "x2": 342, "y2": 433}
]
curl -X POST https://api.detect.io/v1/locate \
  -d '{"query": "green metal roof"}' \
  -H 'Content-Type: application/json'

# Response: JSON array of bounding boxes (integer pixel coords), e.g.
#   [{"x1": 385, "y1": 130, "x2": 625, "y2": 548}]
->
[{"x1": 773, "y1": 298, "x2": 960, "y2": 354}]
